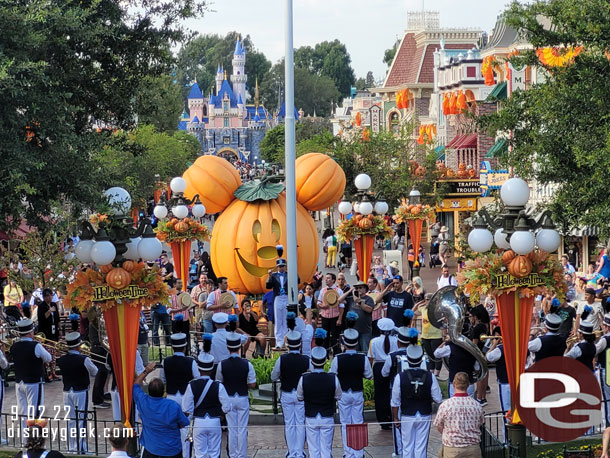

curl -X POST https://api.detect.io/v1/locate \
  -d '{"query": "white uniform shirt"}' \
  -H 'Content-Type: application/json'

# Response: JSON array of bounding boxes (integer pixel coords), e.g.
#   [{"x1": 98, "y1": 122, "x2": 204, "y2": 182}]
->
[
  {"x1": 20, "y1": 337, "x2": 52, "y2": 364},
  {"x1": 215, "y1": 354, "x2": 256, "y2": 396},
  {"x1": 294, "y1": 318, "x2": 314, "y2": 356},
  {"x1": 160, "y1": 351, "x2": 199, "y2": 384},
  {"x1": 0, "y1": 350, "x2": 8, "y2": 371},
  {"x1": 595, "y1": 333, "x2": 610, "y2": 355},
  {"x1": 296, "y1": 368, "x2": 342, "y2": 402},
  {"x1": 527, "y1": 331, "x2": 558, "y2": 353},
  {"x1": 485, "y1": 347, "x2": 502, "y2": 363},
  {"x1": 329, "y1": 349, "x2": 373, "y2": 390},
  {"x1": 209, "y1": 328, "x2": 248, "y2": 362},
  {"x1": 368, "y1": 335, "x2": 398, "y2": 363},
  {"x1": 390, "y1": 370, "x2": 442, "y2": 408},
  {"x1": 181, "y1": 375, "x2": 231, "y2": 416}
]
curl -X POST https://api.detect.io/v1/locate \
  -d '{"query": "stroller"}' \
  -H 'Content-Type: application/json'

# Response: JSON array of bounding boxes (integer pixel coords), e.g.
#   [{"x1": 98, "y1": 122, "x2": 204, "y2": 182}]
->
[{"x1": 429, "y1": 239, "x2": 442, "y2": 268}]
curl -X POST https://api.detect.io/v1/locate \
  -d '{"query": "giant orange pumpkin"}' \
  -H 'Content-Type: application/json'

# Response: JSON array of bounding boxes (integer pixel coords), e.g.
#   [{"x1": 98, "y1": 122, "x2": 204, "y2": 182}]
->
[
  {"x1": 183, "y1": 155, "x2": 242, "y2": 214},
  {"x1": 295, "y1": 153, "x2": 346, "y2": 211},
  {"x1": 106, "y1": 267, "x2": 132, "y2": 290},
  {"x1": 508, "y1": 255, "x2": 532, "y2": 278}
]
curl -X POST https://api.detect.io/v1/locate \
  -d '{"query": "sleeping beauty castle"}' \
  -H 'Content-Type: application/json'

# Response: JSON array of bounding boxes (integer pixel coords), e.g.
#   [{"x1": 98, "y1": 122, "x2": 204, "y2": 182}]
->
[{"x1": 178, "y1": 37, "x2": 296, "y2": 164}]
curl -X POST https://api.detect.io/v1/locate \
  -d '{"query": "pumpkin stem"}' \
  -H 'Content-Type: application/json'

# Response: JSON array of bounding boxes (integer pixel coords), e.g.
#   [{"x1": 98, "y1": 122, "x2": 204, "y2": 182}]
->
[{"x1": 234, "y1": 177, "x2": 285, "y2": 202}]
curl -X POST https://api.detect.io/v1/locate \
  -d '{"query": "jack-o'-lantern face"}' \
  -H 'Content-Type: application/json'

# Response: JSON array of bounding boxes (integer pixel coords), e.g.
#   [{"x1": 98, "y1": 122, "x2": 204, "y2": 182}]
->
[{"x1": 234, "y1": 218, "x2": 282, "y2": 277}]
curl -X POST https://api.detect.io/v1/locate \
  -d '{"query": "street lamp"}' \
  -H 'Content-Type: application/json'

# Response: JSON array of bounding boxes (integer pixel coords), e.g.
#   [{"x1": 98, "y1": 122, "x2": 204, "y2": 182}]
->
[
  {"x1": 75, "y1": 187, "x2": 162, "y2": 266},
  {"x1": 153, "y1": 176, "x2": 206, "y2": 221},
  {"x1": 338, "y1": 173, "x2": 388, "y2": 217}
]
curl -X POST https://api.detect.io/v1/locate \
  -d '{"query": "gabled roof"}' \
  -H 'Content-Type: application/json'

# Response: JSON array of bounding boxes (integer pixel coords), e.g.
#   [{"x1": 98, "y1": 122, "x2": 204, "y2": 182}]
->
[
  {"x1": 246, "y1": 105, "x2": 270, "y2": 120},
  {"x1": 191, "y1": 115, "x2": 200, "y2": 123},
  {"x1": 213, "y1": 80, "x2": 237, "y2": 108},
  {"x1": 187, "y1": 82, "x2": 203, "y2": 99},
  {"x1": 177, "y1": 120, "x2": 187, "y2": 131},
  {"x1": 277, "y1": 102, "x2": 300, "y2": 120}
]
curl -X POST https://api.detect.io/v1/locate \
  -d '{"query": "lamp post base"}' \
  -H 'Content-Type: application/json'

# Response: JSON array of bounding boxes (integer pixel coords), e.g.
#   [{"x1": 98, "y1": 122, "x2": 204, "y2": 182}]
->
[
  {"x1": 506, "y1": 423, "x2": 527, "y2": 458},
  {"x1": 412, "y1": 266, "x2": 420, "y2": 280}
]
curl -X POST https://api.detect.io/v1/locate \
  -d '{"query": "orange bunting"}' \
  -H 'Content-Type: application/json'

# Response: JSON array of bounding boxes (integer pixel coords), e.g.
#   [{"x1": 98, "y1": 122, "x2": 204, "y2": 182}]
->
[
  {"x1": 456, "y1": 91, "x2": 467, "y2": 112},
  {"x1": 482, "y1": 56, "x2": 496, "y2": 86},
  {"x1": 417, "y1": 126, "x2": 424, "y2": 144},
  {"x1": 449, "y1": 92, "x2": 458, "y2": 115},
  {"x1": 354, "y1": 111, "x2": 362, "y2": 127},
  {"x1": 361, "y1": 128, "x2": 370, "y2": 142},
  {"x1": 395, "y1": 91, "x2": 403, "y2": 109},
  {"x1": 442, "y1": 94, "x2": 450, "y2": 115},
  {"x1": 536, "y1": 46, "x2": 583, "y2": 67}
]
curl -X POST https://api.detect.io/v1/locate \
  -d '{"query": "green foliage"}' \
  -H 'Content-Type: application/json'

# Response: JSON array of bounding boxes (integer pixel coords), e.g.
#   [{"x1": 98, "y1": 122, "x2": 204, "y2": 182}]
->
[
  {"x1": 384, "y1": 40, "x2": 400, "y2": 67},
  {"x1": 480, "y1": 0, "x2": 610, "y2": 238},
  {"x1": 136, "y1": 75, "x2": 185, "y2": 132},
  {"x1": 259, "y1": 119, "x2": 333, "y2": 164},
  {"x1": 251, "y1": 354, "x2": 279, "y2": 385},
  {"x1": 0, "y1": 0, "x2": 206, "y2": 232},
  {"x1": 93, "y1": 125, "x2": 200, "y2": 207},
  {"x1": 296, "y1": 131, "x2": 336, "y2": 156}
]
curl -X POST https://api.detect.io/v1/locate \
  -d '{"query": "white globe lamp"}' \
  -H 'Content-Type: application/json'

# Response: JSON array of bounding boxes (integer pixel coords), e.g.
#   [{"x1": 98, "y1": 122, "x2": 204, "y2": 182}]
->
[
  {"x1": 354, "y1": 202, "x2": 361, "y2": 214},
  {"x1": 170, "y1": 177, "x2": 187, "y2": 194},
  {"x1": 104, "y1": 187, "x2": 131, "y2": 216},
  {"x1": 153, "y1": 204, "x2": 168, "y2": 220},
  {"x1": 338, "y1": 201, "x2": 353, "y2": 215},
  {"x1": 354, "y1": 174, "x2": 372, "y2": 191},
  {"x1": 359, "y1": 201, "x2": 373, "y2": 216},
  {"x1": 124, "y1": 237, "x2": 141, "y2": 260},
  {"x1": 500, "y1": 178, "x2": 530, "y2": 207},
  {"x1": 468, "y1": 228, "x2": 494, "y2": 253},
  {"x1": 510, "y1": 230, "x2": 536, "y2": 255},
  {"x1": 172, "y1": 204, "x2": 189, "y2": 219},
  {"x1": 75, "y1": 239, "x2": 95, "y2": 263},
  {"x1": 536, "y1": 229, "x2": 561, "y2": 252},
  {"x1": 374, "y1": 201, "x2": 389, "y2": 215},
  {"x1": 192, "y1": 203, "x2": 206, "y2": 218},
  {"x1": 90, "y1": 240, "x2": 116, "y2": 266},
  {"x1": 494, "y1": 228, "x2": 511, "y2": 250},
  {"x1": 138, "y1": 237, "x2": 163, "y2": 262}
]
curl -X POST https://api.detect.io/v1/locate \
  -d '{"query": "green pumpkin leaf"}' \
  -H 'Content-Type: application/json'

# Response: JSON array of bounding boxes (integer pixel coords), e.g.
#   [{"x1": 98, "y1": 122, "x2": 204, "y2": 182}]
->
[{"x1": 234, "y1": 179, "x2": 285, "y2": 202}]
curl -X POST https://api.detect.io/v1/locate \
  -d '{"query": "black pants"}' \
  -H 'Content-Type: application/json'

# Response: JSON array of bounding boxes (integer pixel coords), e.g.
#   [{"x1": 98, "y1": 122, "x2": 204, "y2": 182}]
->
[
  {"x1": 322, "y1": 316, "x2": 340, "y2": 355},
  {"x1": 422, "y1": 338, "x2": 443, "y2": 371},
  {"x1": 372, "y1": 319, "x2": 380, "y2": 338},
  {"x1": 91, "y1": 345, "x2": 108, "y2": 405},
  {"x1": 143, "y1": 449, "x2": 182, "y2": 458},
  {"x1": 372, "y1": 361, "x2": 391, "y2": 428}
]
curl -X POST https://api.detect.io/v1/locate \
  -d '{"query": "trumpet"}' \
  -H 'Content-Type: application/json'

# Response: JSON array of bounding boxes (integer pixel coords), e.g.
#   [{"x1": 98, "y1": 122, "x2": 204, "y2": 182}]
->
[
  {"x1": 566, "y1": 330, "x2": 603, "y2": 349},
  {"x1": 479, "y1": 335, "x2": 503, "y2": 341}
]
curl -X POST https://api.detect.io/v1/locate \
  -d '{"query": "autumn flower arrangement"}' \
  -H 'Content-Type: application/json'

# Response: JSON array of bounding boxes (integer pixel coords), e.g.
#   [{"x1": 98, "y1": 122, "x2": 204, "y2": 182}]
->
[
  {"x1": 65, "y1": 261, "x2": 169, "y2": 312},
  {"x1": 456, "y1": 249, "x2": 567, "y2": 306},
  {"x1": 392, "y1": 199, "x2": 436, "y2": 223},
  {"x1": 154, "y1": 217, "x2": 211, "y2": 243},
  {"x1": 336, "y1": 214, "x2": 394, "y2": 243}
]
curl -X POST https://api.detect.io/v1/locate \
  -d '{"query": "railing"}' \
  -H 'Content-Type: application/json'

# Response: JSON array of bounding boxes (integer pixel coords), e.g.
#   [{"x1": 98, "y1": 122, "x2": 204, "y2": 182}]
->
[{"x1": 0, "y1": 410, "x2": 140, "y2": 456}]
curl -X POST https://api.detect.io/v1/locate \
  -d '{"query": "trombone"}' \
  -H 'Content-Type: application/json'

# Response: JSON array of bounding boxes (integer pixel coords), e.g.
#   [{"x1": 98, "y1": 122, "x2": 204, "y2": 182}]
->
[{"x1": 34, "y1": 333, "x2": 107, "y2": 365}]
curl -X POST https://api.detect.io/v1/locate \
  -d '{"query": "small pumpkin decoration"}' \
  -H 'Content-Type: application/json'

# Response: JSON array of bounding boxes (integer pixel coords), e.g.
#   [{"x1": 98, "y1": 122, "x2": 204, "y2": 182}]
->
[
  {"x1": 106, "y1": 267, "x2": 132, "y2": 290},
  {"x1": 410, "y1": 207, "x2": 421, "y2": 215},
  {"x1": 175, "y1": 221, "x2": 189, "y2": 233},
  {"x1": 467, "y1": 168, "x2": 477, "y2": 178},
  {"x1": 508, "y1": 255, "x2": 533, "y2": 278},
  {"x1": 122, "y1": 260, "x2": 135, "y2": 272},
  {"x1": 183, "y1": 155, "x2": 242, "y2": 214},
  {"x1": 100, "y1": 264, "x2": 113, "y2": 274},
  {"x1": 359, "y1": 218, "x2": 373, "y2": 229},
  {"x1": 446, "y1": 169, "x2": 456, "y2": 177},
  {"x1": 415, "y1": 166, "x2": 425, "y2": 177},
  {"x1": 530, "y1": 249, "x2": 548, "y2": 264},
  {"x1": 501, "y1": 250, "x2": 516, "y2": 266},
  {"x1": 295, "y1": 153, "x2": 346, "y2": 211}
]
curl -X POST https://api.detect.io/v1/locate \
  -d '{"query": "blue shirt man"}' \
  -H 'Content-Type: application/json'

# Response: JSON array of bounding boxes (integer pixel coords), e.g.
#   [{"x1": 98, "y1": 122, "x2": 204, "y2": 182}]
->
[{"x1": 133, "y1": 362, "x2": 189, "y2": 457}]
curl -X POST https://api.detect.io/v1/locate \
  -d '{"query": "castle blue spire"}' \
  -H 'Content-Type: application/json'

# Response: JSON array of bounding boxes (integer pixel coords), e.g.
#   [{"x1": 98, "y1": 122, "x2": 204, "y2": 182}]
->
[
  {"x1": 217, "y1": 64, "x2": 222, "y2": 74},
  {"x1": 234, "y1": 38, "x2": 245, "y2": 56},
  {"x1": 187, "y1": 82, "x2": 203, "y2": 99}
]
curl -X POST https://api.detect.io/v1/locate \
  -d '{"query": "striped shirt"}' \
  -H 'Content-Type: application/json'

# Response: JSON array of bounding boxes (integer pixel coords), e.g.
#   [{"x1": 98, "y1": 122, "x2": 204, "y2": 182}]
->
[
  {"x1": 368, "y1": 292, "x2": 385, "y2": 321},
  {"x1": 434, "y1": 394, "x2": 484, "y2": 447},
  {"x1": 318, "y1": 286, "x2": 344, "y2": 319}
]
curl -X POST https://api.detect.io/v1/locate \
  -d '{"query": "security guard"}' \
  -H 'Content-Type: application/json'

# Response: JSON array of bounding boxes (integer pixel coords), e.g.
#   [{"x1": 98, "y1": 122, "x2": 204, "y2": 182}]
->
[
  {"x1": 485, "y1": 327, "x2": 510, "y2": 414},
  {"x1": 330, "y1": 327, "x2": 373, "y2": 458},
  {"x1": 391, "y1": 345, "x2": 442, "y2": 458},
  {"x1": 11, "y1": 319, "x2": 51, "y2": 430},
  {"x1": 182, "y1": 353, "x2": 230, "y2": 458},
  {"x1": 297, "y1": 346, "x2": 342, "y2": 458},
  {"x1": 56, "y1": 332, "x2": 98, "y2": 453},
  {"x1": 565, "y1": 320, "x2": 597, "y2": 371},
  {"x1": 595, "y1": 313, "x2": 610, "y2": 424},
  {"x1": 271, "y1": 329, "x2": 310, "y2": 458},
  {"x1": 215, "y1": 332, "x2": 256, "y2": 458},
  {"x1": 528, "y1": 313, "x2": 566, "y2": 362},
  {"x1": 161, "y1": 332, "x2": 198, "y2": 458}
]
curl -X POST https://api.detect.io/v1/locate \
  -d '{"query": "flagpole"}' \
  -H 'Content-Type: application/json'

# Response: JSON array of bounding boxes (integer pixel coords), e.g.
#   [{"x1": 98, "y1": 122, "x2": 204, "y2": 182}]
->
[{"x1": 284, "y1": 0, "x2": 298, "y2": 307}]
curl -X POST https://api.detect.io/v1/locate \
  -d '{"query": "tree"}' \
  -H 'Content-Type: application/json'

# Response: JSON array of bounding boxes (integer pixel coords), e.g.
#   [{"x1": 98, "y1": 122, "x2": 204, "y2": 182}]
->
[
  {"x1": 366, "y1": 71, "x2": 376, "y2": 88},
  {"x1": 384, "y1": 39, "x2": 400, "y2": 67},
  {"x1": 480, "y1": 0, "x2": 610, "y2": 238},
  {"x1": 355, "y1": 78, "x2": 367, "y2": 90},
  {"x1": 136, "y1": 75, "x2": 185, "y2": 132},
  {"x1": 294, "y1": 40, "x2": 356, "y2": 97},
  {"x1": 0, "y1": 0, "x2": 206, "y2": 233},
  {"x1": 259, "y1": 118, "x2": 333, "y2": 164}
]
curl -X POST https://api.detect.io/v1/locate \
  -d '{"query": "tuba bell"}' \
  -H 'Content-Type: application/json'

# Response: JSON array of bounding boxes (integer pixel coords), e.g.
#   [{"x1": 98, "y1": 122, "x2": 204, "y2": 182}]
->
[{"x1": 428, "y1": 286, "x2": 488, "y2": 382}]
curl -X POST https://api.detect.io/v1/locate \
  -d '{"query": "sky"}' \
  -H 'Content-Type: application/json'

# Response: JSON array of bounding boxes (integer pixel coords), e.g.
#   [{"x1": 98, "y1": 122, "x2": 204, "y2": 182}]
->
[{"x1": 184, "y1": 0, "x2": 511, "y2": 81}]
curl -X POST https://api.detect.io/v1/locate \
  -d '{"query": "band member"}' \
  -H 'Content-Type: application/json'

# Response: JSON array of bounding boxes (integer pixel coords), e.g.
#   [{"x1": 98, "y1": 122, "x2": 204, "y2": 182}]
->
[
  {"x1": 289, "y1": 307, "x2": 314, "y2": 357},
  {"x1": 109, "y1": 349, "x2": 145, "y2": 421},
  {"x1": 56, "y1": 332, "x2": 98, "y2": 453},
  {"x1": 434, "y1": 337, "x2": 476, "y2": 397},
  {"x1": 367, "y1": 318, "x2": 397, "y2": 430},
  {"x1": 209, "y1": 313, "x2": 248, "y2": 364},
  {"x1": 391, "y1": 345, "x2": 442, "y2": 458},
  {"x1": 182, "y1": 353, "x2": 230, "y2": 458},
  {"x1": 485, "y1": 327, "x2": 510, "y2": 414},
  {"x1": 565, "y1": 320, "x2": 597, "y2": 371},
  {"x1": 271, "y1": 330, "x2": 311, "y2": 458},
  {"x1": 11, "y1": 319, "x2": 51, "y2": 429},
  {"x1": 206, "y1": 276, "x2": 239, "y2": 315},
  {"x1": 266, "y1": 258, "x2": 294, "y2": 349},
  {"x1": 597, "y1": 314, "x2": 610, "y2": 424},
  {"x1": 528, "y1": 313, "x2": 566, "y2": 362},
  {"x1": 161, "y1": 333, "x2": 198, "y2": 458},
  {"x1": 297, "y1": 346, "x2": 342, "y2": 458},
  {"x1": 215, "y1": 332, "x2": 256, "y2": 458},
  {"x1": 382, "y1": 311, "x2": 419, "y2": 380},
  {"x1": 330, "y1": 327, "x2": 373, "y2": 458}
]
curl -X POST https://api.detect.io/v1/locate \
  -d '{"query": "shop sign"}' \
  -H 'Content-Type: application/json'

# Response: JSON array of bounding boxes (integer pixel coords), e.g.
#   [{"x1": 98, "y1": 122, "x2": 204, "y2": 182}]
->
[
  {"x1": 436, "y1": 198, "x2": 477, "y2": 212},
  {"x1": 370, "y1": 105, "x2": 381, "y2": 133},
  {"x1": 445, "y1": 179, "x2": 481, "y2": 196},
  {"x1": 480, "y1": 161, "x2": 510, "y2": 196},
  {"x1": 92, "y1": 285, "x2": 149, "y2": 302}
]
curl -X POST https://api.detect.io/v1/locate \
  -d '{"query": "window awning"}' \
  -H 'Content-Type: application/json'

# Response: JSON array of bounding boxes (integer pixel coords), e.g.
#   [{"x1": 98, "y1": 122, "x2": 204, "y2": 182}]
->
[
  {"x1": 486, "y1": 81, "x2": 507, "y2": 101},
  {"x1": 446, "y1": 134, "x2": 465, "y2": 148},
  {"x1": 446, "y1": 133, "x2": 477, "y2": 149},
  {"x1": 486, "y1": 138, "x2": 508, "y2": 158}
]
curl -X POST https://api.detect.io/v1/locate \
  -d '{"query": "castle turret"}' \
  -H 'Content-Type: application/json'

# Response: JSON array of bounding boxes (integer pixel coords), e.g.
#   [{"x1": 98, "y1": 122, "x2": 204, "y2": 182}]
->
[
  {"x1": 216, "y1": 64, "x2": 223, "y2": 94},
  {"x1": 187, "y1": 81, "x2": 204, "y2": 121},
  {"x1": 231, "y1": 37, "x2": 247, "y2": 107}
]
